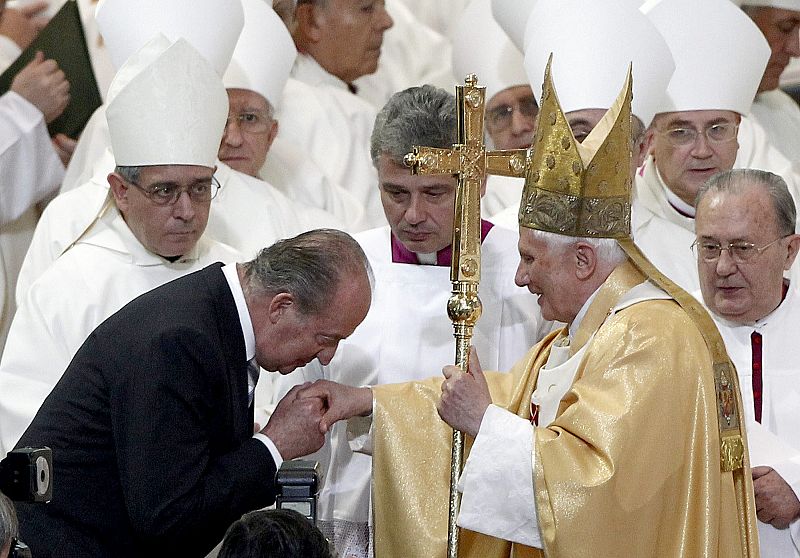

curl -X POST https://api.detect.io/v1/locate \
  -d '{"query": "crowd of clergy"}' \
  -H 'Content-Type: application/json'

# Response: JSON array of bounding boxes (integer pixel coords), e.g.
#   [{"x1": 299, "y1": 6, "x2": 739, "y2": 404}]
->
[{"x1": 1, "y1": 0, "x2": 800, "y2": 556}]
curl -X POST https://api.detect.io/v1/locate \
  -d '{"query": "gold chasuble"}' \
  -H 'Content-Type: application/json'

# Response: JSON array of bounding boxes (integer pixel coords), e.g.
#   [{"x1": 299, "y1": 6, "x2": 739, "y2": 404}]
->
[{"x1": 370, "y1": 61, "x2": 759, "y2": 557}]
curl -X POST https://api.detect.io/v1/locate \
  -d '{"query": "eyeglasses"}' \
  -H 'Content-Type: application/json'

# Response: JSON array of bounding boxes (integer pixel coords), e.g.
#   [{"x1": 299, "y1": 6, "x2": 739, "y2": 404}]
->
[
  {"x1": 486, "y1": 96, "x2": 538, "y2": 133},
  {"x1": 225, "y1": 111, "x2": 274, "y2": 134},
  {"x1": 691, "y1": 235, "x2": 789, "y2": 263},
  {"x1": 124, "y1": 175, "x2": 221, "y2": 206},
  {"x1": 657, "y1": 123, "x2": 739, "y2": 148}
]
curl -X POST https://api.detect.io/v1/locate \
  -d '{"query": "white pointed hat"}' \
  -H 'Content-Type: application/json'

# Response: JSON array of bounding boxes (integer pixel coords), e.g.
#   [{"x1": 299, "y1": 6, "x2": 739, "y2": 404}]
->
[
  {"x1": 452, "y1": 0, "x2": 527, "y2": 101},
  {"x1": 738, "y1": 0, "x2": 800, "y2": 10},
  {"x1": 523, "y1": 0, "x2": 674, "y2": 127},
  {"x1": 106, "y1": 37, "x2": 228, "y2": 167},
  {"x1": 95, "y1": 0, "x2": 244, "y2": 76},
  {"x1": 642, "y1": 0, "x2": 770, "y2": 115},
  {"x1": 223, "y1": 0, "x2": 296, "y2": 108},
  {"x1": 490, "y1": 0, "x2": 537, "y2": 52}
]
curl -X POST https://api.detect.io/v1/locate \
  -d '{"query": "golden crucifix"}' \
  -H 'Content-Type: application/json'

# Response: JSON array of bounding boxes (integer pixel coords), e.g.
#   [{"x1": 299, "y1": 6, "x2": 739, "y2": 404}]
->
[{"x1": 403, "y1": 74, "x2": 529, "y2": 558}]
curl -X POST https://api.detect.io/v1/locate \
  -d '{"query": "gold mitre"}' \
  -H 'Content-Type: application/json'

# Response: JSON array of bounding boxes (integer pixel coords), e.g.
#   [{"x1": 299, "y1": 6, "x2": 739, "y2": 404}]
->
[{"x1": 519, "y1": 56, "x2": 633, "y2": 239}]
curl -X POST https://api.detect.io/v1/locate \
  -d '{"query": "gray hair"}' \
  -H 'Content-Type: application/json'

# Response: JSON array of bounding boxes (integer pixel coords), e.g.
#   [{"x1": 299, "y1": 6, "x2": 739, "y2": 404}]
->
[
  {"x1": 114, "y1": 166, "x2": 142, "y2": 184},
  {"x1": 241, "y1": 229, "x2": 373, "y2": 315},
  {"x1": 696, "y1": 169, "x2": 797, "y2": 236},
  {"x1": 530, "y1": 229, "x2": 627, "y2": 267},
  {"x1": 370, "y1": 85, "x2": 457, "y2": 166},
  {"x1": 0, "y1": 491, "x2": 18, "y2": 550}
]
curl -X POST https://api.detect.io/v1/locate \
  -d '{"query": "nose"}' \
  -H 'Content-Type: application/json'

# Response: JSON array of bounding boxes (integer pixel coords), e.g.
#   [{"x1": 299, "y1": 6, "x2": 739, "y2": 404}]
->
[
  {"x1": 714, "y1": 248, "x2": 738, "y2": 277},
  {"x1": 403, "y1": 194, "x2": 427, "y2": 226},
  {"x1": 222, "y1": 119, "x2": 243, "y2": 148},
  {"x1": 689, "y1": 131, "x2": 713, "y2": 158},
  {"x1": 510, "y1": 108, "x2": 535, "y2": 136},
  {"x1": 376, "y1": 3, "x2": 393, "y2": 32},
  {"x1": 316, "y1": 345, "x2": 338, "y2": 366},
  {"x1": 514, "y1": 261, "x2": 529, "y2": 287},
  {"x1": 172, "y1": 190, "x2": 197, "y2": 221}
]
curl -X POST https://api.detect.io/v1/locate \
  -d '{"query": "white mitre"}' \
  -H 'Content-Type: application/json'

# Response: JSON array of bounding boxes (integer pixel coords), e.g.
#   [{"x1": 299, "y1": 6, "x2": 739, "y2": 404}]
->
[
  {"x1": 223, "y1": 0, "x2": 297, "y2": 108},
  {"x1": 95, "y1": 0, "x2": 244, "y2": 75},
  {"x1": 106, "y1": 36, "x2": 228, "y2": 167},
  {"x1": 642, "y1": 0, "x2": 770, "y2": 115},
  {"x1": 490, "y1": 0, "x2": 536, "y2": 55},
  {"x1": 523, "y1": 0, "x2": 674, "y2": 127},
  {"x1": 452, "y1": 0, "x2": 527, "y2": 101}
]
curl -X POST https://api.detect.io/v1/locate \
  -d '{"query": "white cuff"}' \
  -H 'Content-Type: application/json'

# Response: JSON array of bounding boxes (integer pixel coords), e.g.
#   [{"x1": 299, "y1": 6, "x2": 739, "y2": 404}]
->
[{"x1": 254, "y1": 432, "x2": 284, "y2": 469}]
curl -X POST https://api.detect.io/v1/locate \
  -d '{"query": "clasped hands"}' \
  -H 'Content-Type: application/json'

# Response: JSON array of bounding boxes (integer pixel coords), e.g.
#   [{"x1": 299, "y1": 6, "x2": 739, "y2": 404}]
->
[{"x1": 263, "y1": 347, "x2": 494, "y2": 459}]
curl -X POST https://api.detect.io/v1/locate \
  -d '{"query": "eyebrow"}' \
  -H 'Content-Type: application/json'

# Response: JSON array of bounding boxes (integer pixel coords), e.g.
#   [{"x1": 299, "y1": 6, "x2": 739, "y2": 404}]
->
[{"x1": 663, "y1": 117, "x2": 732, "y2": 128}]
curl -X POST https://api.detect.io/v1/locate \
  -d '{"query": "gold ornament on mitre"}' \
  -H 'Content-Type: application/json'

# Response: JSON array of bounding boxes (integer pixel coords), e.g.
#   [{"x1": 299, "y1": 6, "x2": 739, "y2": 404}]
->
[{"x1": 519, "y1": 55, "x2": 632, "y2": 238}]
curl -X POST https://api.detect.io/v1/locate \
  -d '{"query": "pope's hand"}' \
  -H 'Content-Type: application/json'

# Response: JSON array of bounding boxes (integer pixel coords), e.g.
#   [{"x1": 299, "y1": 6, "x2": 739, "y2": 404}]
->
[
  {"x1": 752, "y1": 466, "x2": 800, "y2": 529},
  {"x1": 297, "y1": 380, "x2": 373, "y2": 433},
  {"x1": 437, "y1": 346, "x2": 492, "y2": 437}
]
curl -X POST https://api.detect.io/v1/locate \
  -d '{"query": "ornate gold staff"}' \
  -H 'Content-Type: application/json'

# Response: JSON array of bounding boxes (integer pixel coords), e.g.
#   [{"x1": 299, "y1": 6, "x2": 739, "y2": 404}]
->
[{"x1": 404, "y1": 75, "x2": 529, "y2": 558}]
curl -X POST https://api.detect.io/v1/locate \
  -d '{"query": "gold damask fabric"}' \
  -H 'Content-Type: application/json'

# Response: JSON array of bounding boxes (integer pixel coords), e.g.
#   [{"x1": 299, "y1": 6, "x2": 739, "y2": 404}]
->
[{"x1": 370, "y1": 263, "x2": 759, "y2": 557}]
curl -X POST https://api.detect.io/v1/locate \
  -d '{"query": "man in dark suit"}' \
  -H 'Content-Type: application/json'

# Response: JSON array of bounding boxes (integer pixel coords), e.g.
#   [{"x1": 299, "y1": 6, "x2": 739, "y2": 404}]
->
[{"x1": 13, "y1": 228, "x2": 372, "y2": 557}]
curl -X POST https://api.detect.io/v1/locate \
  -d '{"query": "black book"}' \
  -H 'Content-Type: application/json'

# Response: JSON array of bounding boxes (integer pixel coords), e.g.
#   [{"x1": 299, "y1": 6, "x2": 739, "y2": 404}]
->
[{"x1": 0, "y1": 0, "x2": 102, "y2": 138}]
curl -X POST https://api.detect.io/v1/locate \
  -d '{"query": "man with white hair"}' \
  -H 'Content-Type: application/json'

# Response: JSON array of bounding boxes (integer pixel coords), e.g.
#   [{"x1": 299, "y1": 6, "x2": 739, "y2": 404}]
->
[
  {"x1": 221, "y1": 0, "x2": 364, "y2": 229},
  {"x1": 303, "y1": 55, "x2": 760, "y2": 556},
  {"x1": 694, "y1": 168, "x2": 800, "y2": 556},
  {"x1": 451, "y1": 0, "x2": 537, "y2": 217},
  {"x1": 0, "y1": 37, "x2": 240, "y2": 456},
  {"x1": 741, "y1": 0, "x2": 800, "y2": 161}
]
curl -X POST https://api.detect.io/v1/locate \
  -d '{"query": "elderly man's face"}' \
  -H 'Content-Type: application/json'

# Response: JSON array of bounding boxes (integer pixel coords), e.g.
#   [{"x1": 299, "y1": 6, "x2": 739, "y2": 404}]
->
[
  {"x1": 219, "y1": 88, "x2": 278, "y2": 178},
  {"x1": 485, "y1": 85, "x2": 537, "y2": 150},
  {"x1": 109, "y1": 165, "x2": 213, "y2": 258},
  {"x1": 748, "y1": 7, "x2": 800, "y2": 92},
  {"x1": 378, "y1": 154, "x2": 456, "y2": 254},
  {"x1": 648, "y1": 110, "x2": 740, "y2": 207},
  {"x1": 309, "y1": 0, "x2": 393, "y2": 84},
  {"x1": 252, "y1": 274, "x2": 371, "y2": 374},
  {"x1": 514, "y1": 227, "x2": 583, "y2": 323},
  {"x1": 696, "y1": 185, "x2": 799, "y2": 324}
]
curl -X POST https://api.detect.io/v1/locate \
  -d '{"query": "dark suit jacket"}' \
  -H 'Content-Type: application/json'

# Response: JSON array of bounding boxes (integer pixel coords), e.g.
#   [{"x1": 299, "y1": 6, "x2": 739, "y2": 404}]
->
[{"x1": 15, "y1": 263, "x2": 277, "y2": 557}]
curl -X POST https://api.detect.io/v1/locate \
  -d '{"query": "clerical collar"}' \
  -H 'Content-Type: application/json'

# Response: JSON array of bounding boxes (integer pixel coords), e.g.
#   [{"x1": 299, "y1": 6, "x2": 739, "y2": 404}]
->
[
  {"x1": 661, "y1": 177, "x2": 696, "y2": 218},
  {"x1": 390, "y1": 220, "x2": 494, "y2": 266}
]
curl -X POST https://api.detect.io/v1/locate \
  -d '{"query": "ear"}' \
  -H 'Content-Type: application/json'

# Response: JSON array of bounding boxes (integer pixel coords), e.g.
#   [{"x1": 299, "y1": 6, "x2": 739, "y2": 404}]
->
[
  {"x1": 642, "y1": 125, "x2": 657, "y2": 161},
  {"x1": 294, "y1": 2, "x2": 324, "y2": 44},
  {"x1": 265, "y1": 119, "x2": 279, "y2": 152},
  {"x1": 479, "y1": 176, "x2": 487, "y2": 198},
  {"x1": 783, "y1": 233, "x2": 800, "y2": 271},
  {"x1": 108, "y1": 173, "x2": 130, "y2": 212},
  {"x1": 573, "y1": 241, "x2": 598, "y2": 281},
  {"x1": 268, "y1": 292, "x2": 295, "y2": 324}
]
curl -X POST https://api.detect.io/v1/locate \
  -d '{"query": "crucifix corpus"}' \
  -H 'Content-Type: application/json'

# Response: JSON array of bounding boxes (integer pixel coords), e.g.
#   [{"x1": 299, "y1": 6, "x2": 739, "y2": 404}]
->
[{"x1": 403, "y1": 74, "x2": 530, "y2": 558}]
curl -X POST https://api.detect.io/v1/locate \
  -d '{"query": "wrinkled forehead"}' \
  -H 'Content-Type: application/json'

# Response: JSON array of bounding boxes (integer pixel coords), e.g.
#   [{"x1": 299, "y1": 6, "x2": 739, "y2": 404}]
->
[
  {"x1": 226, "y1": 88, "x2": 269, "y2": 112},
  {"x1": 653, "y1": 109, "x2": 740, "y2": 129},
  {"x1": 138, "y1": 164, "x2": 215, "y2": 183}
]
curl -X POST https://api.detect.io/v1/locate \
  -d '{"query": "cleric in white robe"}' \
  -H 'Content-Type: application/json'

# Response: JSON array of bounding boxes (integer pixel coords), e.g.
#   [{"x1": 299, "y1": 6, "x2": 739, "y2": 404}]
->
[
  {"x1": 0, "y1": 37, "x2": 241, "y2": 455},
  {"x1": 634, "y1": 0, "x2": 771, "y2": 292},
  {"x1": 693, "y1": 168, "x2": 800, "y2": 557},
  {"x1": 272, "y1": 84, "x2": 551, "y2": 558}
]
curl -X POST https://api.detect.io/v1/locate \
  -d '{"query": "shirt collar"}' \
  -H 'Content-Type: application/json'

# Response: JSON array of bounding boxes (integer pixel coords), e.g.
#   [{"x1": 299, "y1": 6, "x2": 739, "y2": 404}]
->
[
  {"x1": 222, "y1": 263, "x2": 256, "y2": 361},
  {"x1": 568, "y1": 286, "x2": 601, "y2": 341},
  {"x1": 659, "y1": 170, "x2": 696, "y2": 218},
  {"x1": 390, "y1": 220, "x2": 494, "y2": 266}
]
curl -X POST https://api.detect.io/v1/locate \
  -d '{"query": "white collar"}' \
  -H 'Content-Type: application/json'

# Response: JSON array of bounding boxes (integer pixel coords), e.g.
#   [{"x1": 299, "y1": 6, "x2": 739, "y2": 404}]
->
[
  {"x1": 568, "y1": 286, "x2": 601, "y2": 341},
  {"x1": 222, "y1": 263, "x2": 255, "y2": 361},
  {"x1": 292, "y1": 54, "x2": 350, "y2": 92},
  {"x1": 660, "y1": 171, "x2": 696, "y2": 217}
]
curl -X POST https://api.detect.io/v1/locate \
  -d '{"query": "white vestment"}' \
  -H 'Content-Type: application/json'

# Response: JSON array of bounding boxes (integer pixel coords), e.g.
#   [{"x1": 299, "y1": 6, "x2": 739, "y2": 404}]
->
[
  {"x1": 750, "y1": 90, "x2": 800, "y2": 163},
  {"x1": 273, "y1": 224, "x2": 553, "y2": 557},
  {"x1": 481, "y1": 174, "x2": 524, "y2": 219},
  {"x1": 282, "y1": 62, "x2": 383, "y2": 228},
  {"x1": 0, "y1": 91, "x2": 65, "y2": 353},
  {"x1": 352, "y1": 0, "x2": 456, "y2": 110},
  {"x1": 458, "y1": 281, "x2": 671, "y2": 547},
  {"x1": 259, "y1": 136, "x2": 367, "y2": 231},
  {"x1": 702, "y1": 284, "x2": 800, "y2": 556},
  {"x1": 395, "y1": 0, "x2": 471, "y2": 37},
  {"x1": 0, "y1": 205, "x2": 240, "y2": 455}
]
